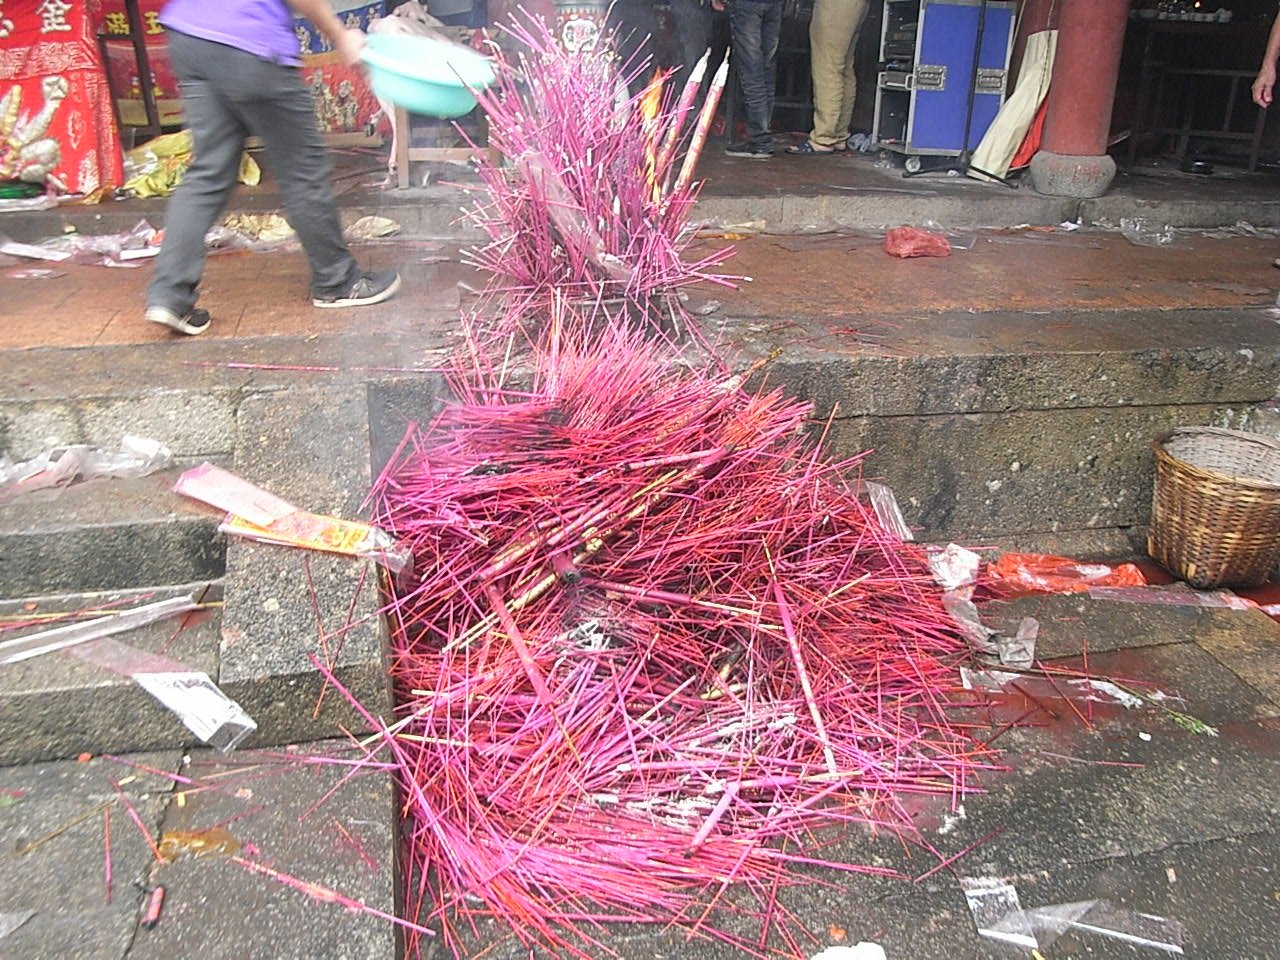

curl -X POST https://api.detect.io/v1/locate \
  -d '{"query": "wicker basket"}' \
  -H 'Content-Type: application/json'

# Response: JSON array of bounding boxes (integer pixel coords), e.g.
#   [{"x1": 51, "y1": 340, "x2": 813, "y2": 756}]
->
[{"x1": 1148, "y1": 426, "x2": 1280, "y2": 589}]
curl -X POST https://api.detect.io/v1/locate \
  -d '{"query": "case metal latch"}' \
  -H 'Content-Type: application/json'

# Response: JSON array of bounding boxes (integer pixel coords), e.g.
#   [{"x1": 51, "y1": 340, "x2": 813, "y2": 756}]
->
[
  {"x1": 913, "y1": 64, "x2": 947, "y2": 91},
  {"x1": 975, "y1": 67, "x2": 1007, "y2": 95}
]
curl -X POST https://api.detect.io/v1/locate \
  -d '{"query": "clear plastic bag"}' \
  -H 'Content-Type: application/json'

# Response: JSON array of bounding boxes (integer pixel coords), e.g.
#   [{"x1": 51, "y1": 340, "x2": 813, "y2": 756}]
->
[
  {"x1": 961, "y1": 876, "x2": 1038, "y2": 949},
  {"x1": 1087, "y1": 585, "x2": 1253, "y2": 610},
  {"x1": 922, "y1": 219, "x2": 977, "y2": 251},
  {"x1": 962, "y1": 878, "x2": 1186, "y2": 955},
  {"x1": 865, "y1": 481, "x2": 913, "y2": 542},
  {"x1": 40, "y1": 219, "x2": 160, "y2": 265},
  {"x1": 928, "y1": 543, "x2": 981, "y2": 592},
  {"x1": 1120, "y1": 217, "x2": 1176, "y2": 247},
  {"x1": 945, "y1": 593, "x2": 1039, "y2": 666},
  {"x1": 0, "y1": 194, "x2": 58, "y2": 213},
  {"x1": 70, "y1": 633, "x2": 257, "y2": 752},
  {"x1": 0, "y1": 595, "x2": 199, "y2": 664},
  {"x1": 1027, "y1": 900, "x2": 1185, "y2": 954},
  {"x1": 998, "y1": 617, "x2": 1038, "y2": 667},
  {"x1": 0, "y1": 435, "x2": 173, "y2": 503},
  {"x1": 943, "y1": 592, "x2": 1000, "y2": 657},
  {"x1": 132, "y1": 671, "x2": 258, "y2": 752},
  {"x1": 514, "y1": 151, "x2": 634, "y2": 284}
]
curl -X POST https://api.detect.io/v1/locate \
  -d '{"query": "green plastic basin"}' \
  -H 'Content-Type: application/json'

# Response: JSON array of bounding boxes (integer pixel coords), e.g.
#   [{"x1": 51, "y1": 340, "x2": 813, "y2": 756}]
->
[{"x1": 361, "y1": 33, "x2": 495, "y2": 119}]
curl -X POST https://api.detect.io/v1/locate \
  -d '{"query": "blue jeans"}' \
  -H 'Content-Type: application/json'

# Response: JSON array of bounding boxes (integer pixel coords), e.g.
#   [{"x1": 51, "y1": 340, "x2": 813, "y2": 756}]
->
[{"x1": 729, "y1": 0, "x2": 781, "y2": 151}]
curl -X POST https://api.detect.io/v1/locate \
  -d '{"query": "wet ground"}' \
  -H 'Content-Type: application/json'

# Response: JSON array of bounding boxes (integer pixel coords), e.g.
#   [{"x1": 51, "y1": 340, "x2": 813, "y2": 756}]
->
[{"x1": 2, "y1": 224, "x2": 1279, "y2": 352}]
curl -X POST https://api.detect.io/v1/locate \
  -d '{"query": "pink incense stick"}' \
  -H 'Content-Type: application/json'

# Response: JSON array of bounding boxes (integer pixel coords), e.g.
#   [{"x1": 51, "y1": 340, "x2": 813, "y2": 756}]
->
[
  {"x1": 673, "y1": 55, "x2": 730, "y2": 196},
  {"x1": 656, "y1": 49, "x2": 709, "y2": 192}
]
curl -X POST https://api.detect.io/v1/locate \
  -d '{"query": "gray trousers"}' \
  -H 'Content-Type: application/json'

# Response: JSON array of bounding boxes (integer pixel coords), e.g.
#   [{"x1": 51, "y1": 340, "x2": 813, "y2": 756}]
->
[{"x1": 148, "y1": 30, "x2": 359, "y2": 315}]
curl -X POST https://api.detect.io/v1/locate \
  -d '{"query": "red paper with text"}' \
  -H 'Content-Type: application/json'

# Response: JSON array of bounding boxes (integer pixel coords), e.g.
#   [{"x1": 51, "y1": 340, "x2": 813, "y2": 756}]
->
[{"x1": 0, "y1": 0, "x2": 124, "y2": 196}]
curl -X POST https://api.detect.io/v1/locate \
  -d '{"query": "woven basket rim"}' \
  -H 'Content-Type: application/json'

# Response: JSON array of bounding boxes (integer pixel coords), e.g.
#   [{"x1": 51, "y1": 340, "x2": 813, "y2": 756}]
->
[{"x1": 1153, "y1": 426, "x2": 1280, "y2": 492}]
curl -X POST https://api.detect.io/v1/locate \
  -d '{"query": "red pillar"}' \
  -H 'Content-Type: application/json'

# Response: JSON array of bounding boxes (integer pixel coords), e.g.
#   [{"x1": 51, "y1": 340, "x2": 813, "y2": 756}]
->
[
  {"x1": 1029, "y1": 0, "x2": 1130, "y2": 197},
  {"x1": 1008, "y1": 0, "x2": 1058, "y2": 92}
]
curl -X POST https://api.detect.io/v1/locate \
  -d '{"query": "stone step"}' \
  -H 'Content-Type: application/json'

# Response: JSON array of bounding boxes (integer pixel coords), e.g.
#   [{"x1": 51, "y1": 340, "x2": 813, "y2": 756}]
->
[
  {"x1": 3, "y1": 303, "x2": 1276, "y2": 768},
  {"x1": 0, "y1": 470, "x2": 224, "y2": 601},
  {"x1": 0, "y1": 582, "x2": 225, "y2": 765},
  {"x1": 217, "y1": 384, "x2": 393, "y2": 748},
  {"x1": 371, "y1": 305, "x2": 1280, "y2": 550},
  {"x1": 0, "y1": 571, "x2": 391, "y2": 767},
  {"x1": 0, "y1": 187, "x2": 485, "y2": 245},
  {"x1": 4, "y1": 304, "x2": 1276, "y2": 581},
  {"x1": 0, "y1": 743, "x2": 397, "y2": 960},
  {"x1": 6, "y1": 168, "x2": 1280, "y2": 246}
]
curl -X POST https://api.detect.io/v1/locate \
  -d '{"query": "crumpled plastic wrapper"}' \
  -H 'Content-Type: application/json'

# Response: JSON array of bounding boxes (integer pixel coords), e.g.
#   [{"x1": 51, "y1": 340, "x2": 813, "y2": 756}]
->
[
  {"x1": 345, "y1": 215, "x2": 402, "y2": 240},
  {"x1": 0, "y1": 435, "x2": 173, "y2": 503},
  {"x1": 124, "y1": 130, "x2": 260, "y2": 198},
  {"x1": 883, "y1": 225, "x2": 952, "y2": 259},
  {"x1": 207, "y1": 212, "x2": 297, "y2": 251}
]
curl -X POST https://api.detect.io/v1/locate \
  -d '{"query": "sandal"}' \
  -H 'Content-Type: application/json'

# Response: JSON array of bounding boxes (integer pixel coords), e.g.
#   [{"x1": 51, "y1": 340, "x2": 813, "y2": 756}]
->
[{"x1": 786, "y1": 139, "x2": 836, "y2": 156}]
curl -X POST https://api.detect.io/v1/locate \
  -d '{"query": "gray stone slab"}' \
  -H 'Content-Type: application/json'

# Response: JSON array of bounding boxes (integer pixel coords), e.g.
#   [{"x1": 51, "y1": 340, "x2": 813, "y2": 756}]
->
[
  {"x1": 1194, "y1": 610, "x2": 1280, "y2": 712},
  {"x1": 693, "y1": 195, "x2": 786, "y2": 228},
  {"x1": 975, "y1": 590, "x2": 1277, "y2": 661},
  {"x1": 725, "y1": 308, "x2": 1280, "y2": 418},
  {"x1": 0, "y1": 750, "x2": 180, "y2": 960},
  {"x1": 917, "y1": 700, "x2": 1280, "y2": 878},
  {"x1": 824, "y1": 402, "x2": 1252, "y2": 542},
  {"x1": 219, "y1": 386, "x2": 391, "y2": 746},
  {"x1": 1086, "y1": 194, "x2": 1280, "y2": 230},
  {"x1": 407, "y1": 705, "x2": 1280, "y2": 959},
  {"x1": 0, "y1": 583, "x2": 224, "y2": 764},
  {"x1": 0, "y1": 470, "x2": 223, "y2": 599},
  {"x1": 804, "y1": 831, "x2": 1280, "y2": 960},
  {"x1": 775, "y1": 190, "x2": 1076, "y2": 232},
  {"x1": 0, "y1": 389, "x2": 239, "y2": 462},
  {"x1": 976, "y1": 524, "x2": 1150, "y2": 563},
  {"x1": 366, "y1": 377, "x2": 453, "y2": 475},
  {"x1": 129, "y1": 740, "x2": 397, "y2": 960},
  {"x1": 0, "y1": 333, "x2": 452, "y2": 405}
]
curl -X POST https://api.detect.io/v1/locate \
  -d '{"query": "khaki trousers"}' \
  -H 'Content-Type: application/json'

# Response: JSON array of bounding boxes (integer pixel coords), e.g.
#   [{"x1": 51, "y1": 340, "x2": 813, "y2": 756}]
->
[{"x1": 808, "y1": 0, "x2": 869, "y2": 148}]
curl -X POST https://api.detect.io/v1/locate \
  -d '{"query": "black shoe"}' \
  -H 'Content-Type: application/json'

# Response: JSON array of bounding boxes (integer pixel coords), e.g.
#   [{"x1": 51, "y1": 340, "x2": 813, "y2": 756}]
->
[
  {"x1": 724, "y1": 141, "x2": 772, "y2": 160},
  {"x1": 145, "y1": 305, "x2": 211, "y2": 336},
  {"x1": 313, "y1": 270, "x2": 402, "y2": 308}
]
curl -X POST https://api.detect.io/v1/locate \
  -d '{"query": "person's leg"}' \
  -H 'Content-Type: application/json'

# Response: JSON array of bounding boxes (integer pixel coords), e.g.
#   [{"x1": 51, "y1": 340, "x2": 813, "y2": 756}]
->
[
  {"x1": 146, "y1": 31, "x2": 249, "y2": 331},
  {"x1": 670, "y1": 0, "x2": 714, "y2": 95},
  {"x1": 728, "y1": 1, "x2": 772, "y2": 154},
  {"x1": 834, "y1": 0, "x2": 869, "y2": 143},
  {"x1": 807, "y1": 0, "x2": 864, "y2": 148},
  {"x1": 227, "y1": 56, "x2": 363, "y2": 300},
  {"x1": 762, "y1": 1, "x2": 780, "y2": 134}
]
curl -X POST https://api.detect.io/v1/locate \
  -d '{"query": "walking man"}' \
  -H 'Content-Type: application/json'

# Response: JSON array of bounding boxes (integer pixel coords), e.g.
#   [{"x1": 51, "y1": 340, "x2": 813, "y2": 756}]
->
[
  {"x1": 724, "y1": 0, "x2": 783, "y2": 159},
  {"x1": 789, "y1": 0, "x2": 868, "y2": 154},
  {"x1": 146, "y1": 0, "x2": 401, "y2": 336}
]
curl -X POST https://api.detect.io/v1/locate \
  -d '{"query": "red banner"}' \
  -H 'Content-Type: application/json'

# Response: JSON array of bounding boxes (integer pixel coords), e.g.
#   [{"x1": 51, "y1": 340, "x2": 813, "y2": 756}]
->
[
  {"x1": 99, "y1": 0, "x2": 182, "y2": 127},
  {"x1": 0, "y1": 0, "x2": 124, "y2": 196}
]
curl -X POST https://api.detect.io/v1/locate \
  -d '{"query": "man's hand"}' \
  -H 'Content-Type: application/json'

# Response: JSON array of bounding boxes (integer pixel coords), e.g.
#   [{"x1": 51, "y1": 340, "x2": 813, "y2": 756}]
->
[
  {"x1": 287, "y1": 0, "x2": 365, "y2": 65},
  {"x1": 1254, "y1": 63, "x2": 1275, "y2": 108},
  {"x1": 334, "y1": 27, "x2": 366, "y2": 67}
]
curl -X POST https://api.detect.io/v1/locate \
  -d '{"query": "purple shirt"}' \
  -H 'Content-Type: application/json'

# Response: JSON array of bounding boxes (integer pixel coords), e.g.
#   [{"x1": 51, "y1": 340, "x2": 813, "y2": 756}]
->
[{"x1": 161, "y1": 0, "x2": 303, "y2": 66}]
